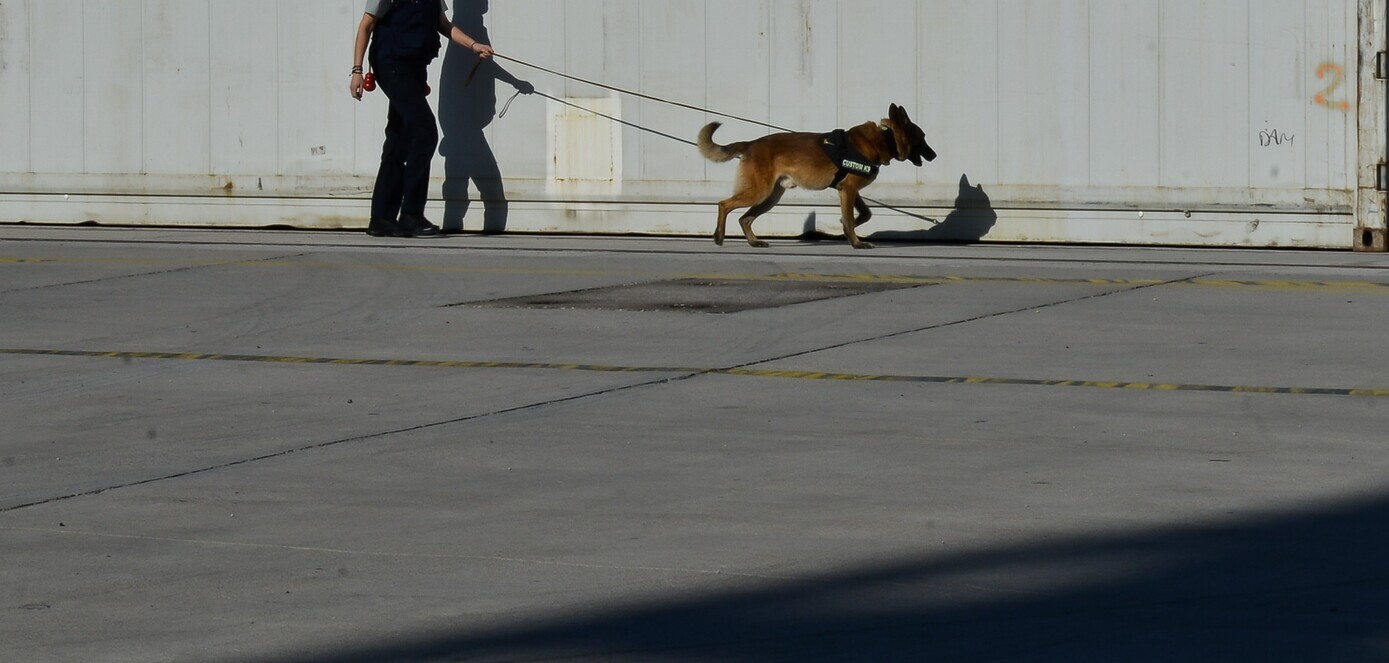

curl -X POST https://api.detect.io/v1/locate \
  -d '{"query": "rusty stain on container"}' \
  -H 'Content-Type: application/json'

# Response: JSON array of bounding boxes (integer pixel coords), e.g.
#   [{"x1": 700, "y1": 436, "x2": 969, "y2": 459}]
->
[{"x1": 547, "y1": 96, "x2": 622, "y2": 197}]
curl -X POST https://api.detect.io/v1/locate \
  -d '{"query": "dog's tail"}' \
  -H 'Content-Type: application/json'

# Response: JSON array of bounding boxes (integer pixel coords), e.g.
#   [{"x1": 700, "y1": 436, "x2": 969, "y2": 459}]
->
[{"x1": 697, "y1": 122, "x2": 748, "y2": 163}]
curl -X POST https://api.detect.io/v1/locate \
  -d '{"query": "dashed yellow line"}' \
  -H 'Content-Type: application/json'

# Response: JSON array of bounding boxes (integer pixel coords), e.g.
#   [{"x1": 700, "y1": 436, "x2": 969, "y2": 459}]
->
[
  {"x1": 771, "y1": 272, "x2": 1389, "y2": 292},
  {"x1": 1188, "y1": 278, "x2": 1389, "y2": 292},
  {"x1": 4, "y1": 255, "x2": 1386, "y2": 292},
  {"x1": 5, "y1": 348, "x2": 1387, "y2": 399}
]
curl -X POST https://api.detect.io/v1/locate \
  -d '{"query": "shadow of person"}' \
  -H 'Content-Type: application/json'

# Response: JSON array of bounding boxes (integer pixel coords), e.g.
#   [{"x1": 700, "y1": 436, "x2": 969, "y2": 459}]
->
[{"x1": 437, "y1": 0, "x2": 533, "y2": 234}]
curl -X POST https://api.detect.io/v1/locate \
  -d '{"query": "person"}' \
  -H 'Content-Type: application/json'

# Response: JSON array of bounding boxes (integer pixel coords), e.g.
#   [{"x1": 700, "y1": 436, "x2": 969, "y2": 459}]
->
[{"x1": 350, "y1": 0, "x2": 495, "y2": 238}]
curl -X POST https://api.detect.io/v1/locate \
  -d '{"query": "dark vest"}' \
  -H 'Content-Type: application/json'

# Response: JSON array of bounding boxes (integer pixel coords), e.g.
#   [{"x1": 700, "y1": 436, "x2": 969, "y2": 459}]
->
[
  {"x1": 370, "y1": 0, "x2": 442, "y2": 64},
  {"x1": 819, "y1": 129, "x2": 879, "y2": 187}
]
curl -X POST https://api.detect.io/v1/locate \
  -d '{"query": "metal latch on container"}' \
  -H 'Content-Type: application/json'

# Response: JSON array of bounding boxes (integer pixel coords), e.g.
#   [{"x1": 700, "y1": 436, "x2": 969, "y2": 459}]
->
[
  {"x1": 1378, "y1": 162, "x2": 1389, "y2": 191},
  {"x1": 1379, "y1": 52, "x2": 1389, "y2": 80}
]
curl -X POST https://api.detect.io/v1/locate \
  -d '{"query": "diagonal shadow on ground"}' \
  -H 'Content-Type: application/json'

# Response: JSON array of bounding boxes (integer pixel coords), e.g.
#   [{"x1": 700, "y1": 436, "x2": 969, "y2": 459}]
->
[{"x1": 238, "y1": 492, "x2": 1389, "y2": 662}]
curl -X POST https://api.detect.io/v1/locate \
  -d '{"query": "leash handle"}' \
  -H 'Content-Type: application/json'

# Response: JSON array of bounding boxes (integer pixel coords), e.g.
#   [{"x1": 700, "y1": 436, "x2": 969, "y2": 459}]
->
[{"x1": 465, "y1": 58, "x2": 486, "y2": 87}]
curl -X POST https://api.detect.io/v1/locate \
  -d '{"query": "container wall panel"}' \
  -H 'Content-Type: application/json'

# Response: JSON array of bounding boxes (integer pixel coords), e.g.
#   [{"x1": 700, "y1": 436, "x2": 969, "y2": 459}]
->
[
  {"x1": 483, "y1": 0, "x2": 565, "y2": 181},
  {"x1": 0, "y1": 0, "x2": 1374, "y2": 248},
  {"x1": 839, "y1": 0, "x2": 919, "y2": 186},
  {"x1": 999, "y1": 0, "x2": 1091, "y2": 188},
  {"x1": 210, "y1": 0, "x2": 280, "y2": 176},
  {"x1": 1089, "y1": 1, "x2": 1161, "y2": 188},
  {"x1": 0, "y1": 0, "x2": 32, "y2": 173},
  {"x1": 636, "y1": 2, "x2": 707, "y2": 182},
  {"x1": 919, "y1": 2, "x2": 1001, "y2": 189},
  {"x1": 30, "y1": 0, "x2": 86, "y2": 174},
  {"x1": 143, "y1": 1, "x2": 212, "y2": 175},
  {"x1": 84, "y1": 1, "x2": 145, "y2": 175},
  {"x1": 1160, "y1": 0, "x2": 1253, "y2": 190},
  {"x1": 276, "y1": 0, "x2": 355, "y2": 176},
  {"x1": 768, "y1": 1, "x2": 841, "y2": 140}
]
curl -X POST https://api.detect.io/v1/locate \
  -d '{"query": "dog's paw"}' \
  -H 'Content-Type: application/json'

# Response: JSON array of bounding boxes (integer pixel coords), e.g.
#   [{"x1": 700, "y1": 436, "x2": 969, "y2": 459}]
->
[
  {"x1": 852, "y1": 241, "x2": 875, "y2": 250},
  {"x1": 749, "y1": 240, "x2": 770, "y2": 248}
]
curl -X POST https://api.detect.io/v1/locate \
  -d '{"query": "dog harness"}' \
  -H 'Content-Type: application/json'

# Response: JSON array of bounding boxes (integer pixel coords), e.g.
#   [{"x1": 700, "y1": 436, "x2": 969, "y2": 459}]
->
[{"x1": 820, "y1": 124, "x2": 897, "y2": 187}]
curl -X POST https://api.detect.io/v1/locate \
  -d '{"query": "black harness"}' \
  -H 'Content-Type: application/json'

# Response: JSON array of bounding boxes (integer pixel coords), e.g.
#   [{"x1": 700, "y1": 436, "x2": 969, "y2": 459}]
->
[{"x1": 820, "y1": 125, "x2": 897, "y2": 187}]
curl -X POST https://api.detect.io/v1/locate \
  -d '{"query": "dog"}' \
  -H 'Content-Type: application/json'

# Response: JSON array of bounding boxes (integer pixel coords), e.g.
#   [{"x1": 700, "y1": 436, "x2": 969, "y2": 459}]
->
[{"x1": 697, "y1": 103, "x2": 936, "y2": 249}]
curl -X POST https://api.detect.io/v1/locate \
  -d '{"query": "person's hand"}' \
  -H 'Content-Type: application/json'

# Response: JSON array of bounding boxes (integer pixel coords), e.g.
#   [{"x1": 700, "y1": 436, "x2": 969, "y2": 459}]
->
[
  {"x1": 350, "y1": 73, "x2": 365, "y2": 100},
  {"x1": 473, "y1": 42, "x2": 494, "y2": 59},
  {"x1": 516, "y1": 79, "x2": 535, "y2": 95}
]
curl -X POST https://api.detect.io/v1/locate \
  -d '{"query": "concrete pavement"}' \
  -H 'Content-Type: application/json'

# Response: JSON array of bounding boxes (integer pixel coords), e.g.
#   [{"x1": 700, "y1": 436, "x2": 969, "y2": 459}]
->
[{"x1": 2, "y1": 226, "x2": 1387, "y2": 661}]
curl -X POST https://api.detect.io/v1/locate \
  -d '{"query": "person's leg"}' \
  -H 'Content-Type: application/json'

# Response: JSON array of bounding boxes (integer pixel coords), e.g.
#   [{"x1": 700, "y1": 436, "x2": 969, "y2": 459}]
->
[
  {"x1": 377, "y1": 61, "x2": 441, "y2": 237},
  {"x1": 368, "y1": 102, "x2": 407, "y2": 236}
]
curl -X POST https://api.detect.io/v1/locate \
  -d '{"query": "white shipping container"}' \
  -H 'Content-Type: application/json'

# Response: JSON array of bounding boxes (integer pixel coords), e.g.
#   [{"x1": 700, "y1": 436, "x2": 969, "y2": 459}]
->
[{"x1": 0, "y1": 0, "x2": 1384, "y2": 250}]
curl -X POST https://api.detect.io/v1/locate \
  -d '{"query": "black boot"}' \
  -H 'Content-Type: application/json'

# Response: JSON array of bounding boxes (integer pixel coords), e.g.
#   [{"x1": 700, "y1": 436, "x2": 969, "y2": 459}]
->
[
  {"x1": 398, "y1": 213, "x2": 442, "y2": 238},
  {"x1": 366, "y1": 218, "x2": 401, "y2": 237}
]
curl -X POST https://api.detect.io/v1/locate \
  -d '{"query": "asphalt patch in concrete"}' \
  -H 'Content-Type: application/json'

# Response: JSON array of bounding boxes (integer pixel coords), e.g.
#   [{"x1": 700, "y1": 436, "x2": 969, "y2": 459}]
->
[{"x1": 461, "y1": 278, "x2": 930, "y2": 314}]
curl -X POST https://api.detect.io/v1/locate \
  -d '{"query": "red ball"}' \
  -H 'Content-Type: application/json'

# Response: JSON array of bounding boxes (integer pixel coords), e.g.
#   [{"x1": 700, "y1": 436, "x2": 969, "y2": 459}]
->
[
  {"x1": 425, "y1": 84, "x2": 432, "y2": 96},
  {"x1": 362, "y1": 73, "x2": 376, "y2": 92}
]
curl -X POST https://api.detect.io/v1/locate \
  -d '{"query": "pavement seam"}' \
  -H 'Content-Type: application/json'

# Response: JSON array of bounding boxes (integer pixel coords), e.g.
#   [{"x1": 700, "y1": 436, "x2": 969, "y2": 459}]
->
[
  {"x1": 0, "y1": 370, "x2": 706, "y2": 514},
  {"x1": 0, "y1": 251, "x2": 314, "y2": 294},
  {"x1": 7, "y1": 254, "x2": 1389, "y2": 291},
  {"x1": 720, "y1": 272, "x2": 1221, "y2": 373},
  {"x1": 4, "y1": 233, "x2": 1389, "y2": 270},
  {"x1": 3, "y1": 272, "x2": 1376, "y2": 514}
]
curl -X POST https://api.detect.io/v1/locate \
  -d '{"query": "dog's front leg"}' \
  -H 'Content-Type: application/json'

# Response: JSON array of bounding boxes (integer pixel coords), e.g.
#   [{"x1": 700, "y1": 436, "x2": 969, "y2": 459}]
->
[
  {"x1": 839, "y1": 187, "x2": 874, "y2": 249},
  {"x1": 853, "y1": 195, "x2": 873, "y2": 227}
]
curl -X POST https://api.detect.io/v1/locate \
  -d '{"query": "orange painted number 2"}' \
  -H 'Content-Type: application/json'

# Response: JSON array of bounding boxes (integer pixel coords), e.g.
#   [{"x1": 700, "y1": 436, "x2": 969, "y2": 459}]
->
[{"x1": 1315, "y1": 63, "x2": 1350, "y2": 111}]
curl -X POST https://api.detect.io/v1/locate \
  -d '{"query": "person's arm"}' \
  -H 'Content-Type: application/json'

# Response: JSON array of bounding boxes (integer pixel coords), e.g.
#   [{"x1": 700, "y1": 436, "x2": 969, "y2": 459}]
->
[
  {"x1": 438, "y1": 11, "x2": 493, "y2": 58},
  {"x1": 350, "y1": 13, "x2": 378, "y2": 100}
]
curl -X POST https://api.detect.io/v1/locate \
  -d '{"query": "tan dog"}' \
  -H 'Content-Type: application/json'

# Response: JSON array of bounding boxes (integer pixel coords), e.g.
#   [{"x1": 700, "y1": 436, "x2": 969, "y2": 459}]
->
[{"x1": 698, "y1": 103, "x2": 937, "y2": 249}]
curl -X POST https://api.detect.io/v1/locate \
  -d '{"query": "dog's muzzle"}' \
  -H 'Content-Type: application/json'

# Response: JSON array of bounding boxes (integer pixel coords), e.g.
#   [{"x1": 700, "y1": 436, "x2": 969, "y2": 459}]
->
[{"x1": 912, "y1": 143, "x2": 938, "y2": 166}]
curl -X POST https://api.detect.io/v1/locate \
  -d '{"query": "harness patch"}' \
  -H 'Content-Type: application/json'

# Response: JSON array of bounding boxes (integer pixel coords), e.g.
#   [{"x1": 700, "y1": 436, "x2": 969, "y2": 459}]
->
[
  {"x1": 819, "y1": 129, "x2": 879, "y2": 186},
  {"x1": 840, "y1": 159, "x2": 874, "y2": 175}
]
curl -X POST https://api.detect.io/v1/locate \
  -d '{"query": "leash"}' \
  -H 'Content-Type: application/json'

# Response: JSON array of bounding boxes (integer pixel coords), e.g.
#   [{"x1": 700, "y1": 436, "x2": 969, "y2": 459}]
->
[
  {"x1": 467, "y1": 53, "x2": 940, "y2": 225},
  {"x1": 482, "y1": 84, "x2": 697, "y2": 147},
  {"x1": 491, "y1": 53, "x2": 794, "y2": 133},
  {"x1": 529, "y1": 90, "x2": 698, "y2": 147},
  {"x1": 468, "y1": 53, "x2": 792, "y2": 134}
]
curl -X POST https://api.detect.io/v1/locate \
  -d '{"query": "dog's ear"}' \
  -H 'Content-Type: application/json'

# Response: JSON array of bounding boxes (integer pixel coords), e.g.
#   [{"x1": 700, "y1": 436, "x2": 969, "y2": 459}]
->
[{"x1": 890, "y1": 104, "x2": 910, "y2": 125}]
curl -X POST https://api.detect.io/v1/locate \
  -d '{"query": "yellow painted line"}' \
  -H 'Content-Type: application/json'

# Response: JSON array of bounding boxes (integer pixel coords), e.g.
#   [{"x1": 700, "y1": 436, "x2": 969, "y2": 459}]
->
[
  {"x1": 1187, "y1": 278, "x2": 1389, "y2": 292},
  {"x1": 4, "y1": 255, "x2": 1387, "y2": 292},
  {"x1": 0, "y1": 348, "x2": 703, "y2": 375},
  {"x1": 771, "y1": 272, "x2": 1169, "y2": 286},
  {"x1": 5, "y1": 347, "x2": 1387, "y2": 399},
  {"x1": 783, "y1": 272, "x2": 1389, "y2": 290}
]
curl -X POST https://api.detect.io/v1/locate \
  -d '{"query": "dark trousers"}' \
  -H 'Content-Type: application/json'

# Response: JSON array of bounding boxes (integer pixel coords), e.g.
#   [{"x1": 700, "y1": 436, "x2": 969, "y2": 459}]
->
[{"x1": 370, "y1": 58, "x2": 438, "y2": 221}]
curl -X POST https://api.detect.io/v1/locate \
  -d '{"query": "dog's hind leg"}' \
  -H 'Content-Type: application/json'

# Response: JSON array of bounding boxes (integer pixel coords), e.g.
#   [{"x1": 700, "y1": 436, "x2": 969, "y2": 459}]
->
[
  {"x1": 839, "y1": 187, "x2": 874, "y2": 249},
  {"x1": 737, "y1": 184, "x2": 787, "y2": 248},
  {"x1": 715, "y1": 198, "x2": 740, "y2": 246},
  {"x1": 715, "y1": 177, "x2": 780, "y2": 248}
]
